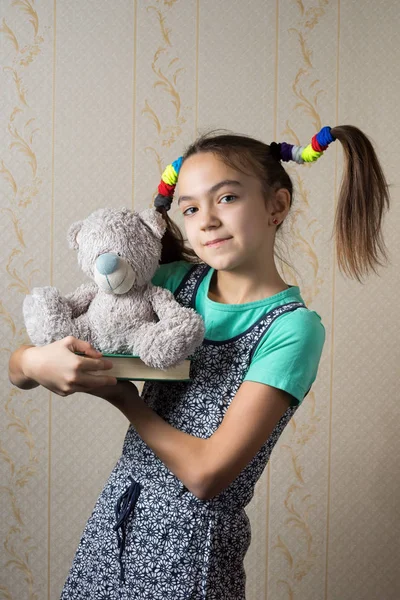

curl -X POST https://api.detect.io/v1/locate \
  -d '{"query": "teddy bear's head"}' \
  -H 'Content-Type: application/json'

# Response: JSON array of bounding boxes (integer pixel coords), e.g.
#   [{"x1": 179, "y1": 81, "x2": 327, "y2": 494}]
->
[{"x1": 67, "y1": 207, "x2": 166, "y2": 294}]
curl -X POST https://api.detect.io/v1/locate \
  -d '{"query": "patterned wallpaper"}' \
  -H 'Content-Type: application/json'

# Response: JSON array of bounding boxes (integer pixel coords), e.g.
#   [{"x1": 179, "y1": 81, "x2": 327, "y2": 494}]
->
[{"x1": 1, "y1": 1, "x2": 399, "y2": 599}]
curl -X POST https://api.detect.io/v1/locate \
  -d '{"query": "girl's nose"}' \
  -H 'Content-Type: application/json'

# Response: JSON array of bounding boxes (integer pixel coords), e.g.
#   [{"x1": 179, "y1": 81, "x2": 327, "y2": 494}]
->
[{"x1": 199, "y1": 206, "x2": 220, "y2": 230}]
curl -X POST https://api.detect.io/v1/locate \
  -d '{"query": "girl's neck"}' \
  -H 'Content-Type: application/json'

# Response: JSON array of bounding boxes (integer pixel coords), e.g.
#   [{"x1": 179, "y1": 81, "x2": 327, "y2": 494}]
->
[{"x1": 208, "y1": 266, "x2": 289, "y2": 305}]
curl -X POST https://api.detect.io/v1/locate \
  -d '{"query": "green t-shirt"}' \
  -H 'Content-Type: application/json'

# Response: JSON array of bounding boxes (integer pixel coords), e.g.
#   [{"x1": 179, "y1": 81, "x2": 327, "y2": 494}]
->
[{"x1": 152, "y1": 261, "x2": 325, "y2": 406}]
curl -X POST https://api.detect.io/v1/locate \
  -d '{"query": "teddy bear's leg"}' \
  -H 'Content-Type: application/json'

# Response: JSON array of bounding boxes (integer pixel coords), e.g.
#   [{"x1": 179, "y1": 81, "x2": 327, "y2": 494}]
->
[
  {"x1": 133, "y1": 310, "x2": 205, "y2": 369},
  {"x1": 23, "y1": 287, "x2": 80, "y2": 346}
]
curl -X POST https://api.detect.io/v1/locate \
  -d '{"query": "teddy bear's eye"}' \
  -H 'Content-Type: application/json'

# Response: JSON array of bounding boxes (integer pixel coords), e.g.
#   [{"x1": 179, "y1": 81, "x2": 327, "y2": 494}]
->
[{"x1": 117, "y1": 252, "x2": 121, "y2": 257}]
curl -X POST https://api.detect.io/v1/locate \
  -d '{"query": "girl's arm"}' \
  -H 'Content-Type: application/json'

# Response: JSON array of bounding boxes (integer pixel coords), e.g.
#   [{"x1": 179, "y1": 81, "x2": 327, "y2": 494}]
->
[
  {"x1": 8, "y1": 337, "x2": 118, "y2": 395},
  {"x1": 92, "y1": 380, "x2": 292, "y2": 501},
  {"x1": 9, "y1": 345, "x2": 40, "y2": 390}
]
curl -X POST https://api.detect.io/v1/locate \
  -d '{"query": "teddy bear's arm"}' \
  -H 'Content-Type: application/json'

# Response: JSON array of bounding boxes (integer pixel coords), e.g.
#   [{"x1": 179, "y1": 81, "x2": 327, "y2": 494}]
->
[
  {"x1": 65, "y1": 282, "x2": 98, "y2": 318},
  {"x1": 146, "y1": 285, "x2": 185, "y2": 317},
  {"x1": 135, "y1": 284, "x2": 205, "y2": 368},
  {"x1": 147, "y1": 284, "x2": 205, "y2": 338}
]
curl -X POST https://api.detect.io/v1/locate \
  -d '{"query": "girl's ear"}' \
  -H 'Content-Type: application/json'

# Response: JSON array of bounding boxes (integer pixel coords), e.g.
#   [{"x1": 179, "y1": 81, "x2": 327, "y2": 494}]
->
[
  {"x1": 270, "y1": 188, "x2": 291, "y2": 220},
  {"x1": 139, "y1": 208, "x2": 166, "y2": 239},
  {"x1": 67, "y1": 220, "x2": 83, "y2": 250}
]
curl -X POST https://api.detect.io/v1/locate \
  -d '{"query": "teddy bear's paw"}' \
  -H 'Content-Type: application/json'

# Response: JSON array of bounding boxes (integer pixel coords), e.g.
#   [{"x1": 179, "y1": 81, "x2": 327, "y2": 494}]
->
[
  {"x1": 136, "y1": 313, "x2": 205, "y2": 369},
  {"x1": 23, "y1": 287, "x2": 77, "y2": 346},
  {"x1": 164, "y1": 308, "x2": 205, "y2": 350}
]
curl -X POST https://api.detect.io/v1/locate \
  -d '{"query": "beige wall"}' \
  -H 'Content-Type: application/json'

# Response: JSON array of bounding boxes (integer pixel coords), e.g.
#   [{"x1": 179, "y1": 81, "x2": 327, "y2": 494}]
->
[{"x1": 1, "y1": 1, "x2": 399, "y2": 599}]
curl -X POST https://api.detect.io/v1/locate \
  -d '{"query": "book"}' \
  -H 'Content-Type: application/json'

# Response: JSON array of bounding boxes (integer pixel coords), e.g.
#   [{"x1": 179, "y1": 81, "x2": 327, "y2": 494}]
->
[{"x1": 95, "y1": 353, "x2": 192, "y2": 381}]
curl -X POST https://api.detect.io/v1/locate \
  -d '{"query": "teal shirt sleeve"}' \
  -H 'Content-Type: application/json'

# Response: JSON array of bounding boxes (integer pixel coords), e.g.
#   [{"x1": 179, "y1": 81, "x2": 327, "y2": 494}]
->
[
  {"x1": 151, "y1": 260, "x2": 194, "y2": 294},
  {"x1": 244, "y1": 308, "x2": 326, "y2": 406}
]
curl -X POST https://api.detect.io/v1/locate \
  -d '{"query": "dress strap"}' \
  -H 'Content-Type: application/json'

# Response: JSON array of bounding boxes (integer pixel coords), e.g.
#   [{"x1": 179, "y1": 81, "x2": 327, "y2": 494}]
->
[
  {"x1": 174, "y1": 263, "x2": 210, "y2": 308},
  {"x1": 247, "y1": 301, "x2": 306, "y2": 360}
]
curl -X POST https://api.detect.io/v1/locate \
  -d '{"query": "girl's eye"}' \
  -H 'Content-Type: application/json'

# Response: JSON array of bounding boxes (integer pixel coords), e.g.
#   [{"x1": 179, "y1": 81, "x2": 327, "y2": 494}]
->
[
  {"x1": 182, "y1": 206, "x2": 198, "y2": 217},
  {"x1": 220, "y1": 195, "x2": 237, "y2": 204}
]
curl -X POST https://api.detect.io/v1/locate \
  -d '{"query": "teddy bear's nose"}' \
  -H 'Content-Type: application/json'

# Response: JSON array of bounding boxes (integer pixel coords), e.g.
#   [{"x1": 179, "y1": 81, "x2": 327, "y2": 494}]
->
[{"x1": 96, "y1": 253, "x2": 119, "y2": 275}]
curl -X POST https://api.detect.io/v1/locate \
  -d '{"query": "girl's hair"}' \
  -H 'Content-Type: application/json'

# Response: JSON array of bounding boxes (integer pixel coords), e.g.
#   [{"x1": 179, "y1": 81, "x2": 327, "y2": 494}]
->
[{"x1": 157, "y1": 126, "x2": 390, "y2": 282}]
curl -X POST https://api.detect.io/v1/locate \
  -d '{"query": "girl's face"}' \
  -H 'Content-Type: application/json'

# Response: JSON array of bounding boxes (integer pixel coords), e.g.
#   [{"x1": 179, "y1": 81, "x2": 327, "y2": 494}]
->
[{"x1": 177, "y1": 152, "x2": 276, "y2": 273}]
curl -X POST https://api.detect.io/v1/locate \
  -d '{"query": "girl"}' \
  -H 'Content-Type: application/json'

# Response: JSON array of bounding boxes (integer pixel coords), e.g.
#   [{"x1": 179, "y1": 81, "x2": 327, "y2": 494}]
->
[{"x1": 9, "y1": 126, "x2": 389, "y2": 599}]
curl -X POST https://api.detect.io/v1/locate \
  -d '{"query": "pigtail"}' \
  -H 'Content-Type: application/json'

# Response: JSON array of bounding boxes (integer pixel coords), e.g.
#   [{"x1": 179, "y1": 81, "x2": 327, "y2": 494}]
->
[
  {"x1": 266, "y1": 124, "x2": 390, "y2": 281},
  {"x1": 155, "y1": 206, "x2": 199, "y2": 264},
  {"x1": 154, "y1": 157, "x2": 200, "y2": 264},
  {"x1": 331, "y1": 125, "x2": 390, "y2": 282}
]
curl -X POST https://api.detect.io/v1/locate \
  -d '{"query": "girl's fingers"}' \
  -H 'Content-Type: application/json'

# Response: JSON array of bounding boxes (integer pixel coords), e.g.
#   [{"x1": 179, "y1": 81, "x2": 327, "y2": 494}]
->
[
  {"x1": 64, "y1": 336, "x2": 102, "y2": 359},
  {"x1": 77, "y1": 356, "x2": 114, "y2": 372},
  {"x1": 73, "y1": 373, "x2": 118, "y2": 390},
  {"x1": 61, "y1": 337, "x2": 113, "y2": 372}
]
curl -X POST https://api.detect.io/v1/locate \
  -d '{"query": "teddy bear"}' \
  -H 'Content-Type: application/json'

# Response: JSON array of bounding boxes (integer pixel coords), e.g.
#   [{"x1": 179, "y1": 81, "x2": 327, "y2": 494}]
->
[{"x1": 23, "y1": 207, "x2": 205, "y2": 369}]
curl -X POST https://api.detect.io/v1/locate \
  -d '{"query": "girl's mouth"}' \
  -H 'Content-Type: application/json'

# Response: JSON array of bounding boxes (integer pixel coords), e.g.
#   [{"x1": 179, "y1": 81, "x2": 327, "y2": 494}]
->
[{"x1": 205, "y1": 237, "x2": 232, "y2": 247}]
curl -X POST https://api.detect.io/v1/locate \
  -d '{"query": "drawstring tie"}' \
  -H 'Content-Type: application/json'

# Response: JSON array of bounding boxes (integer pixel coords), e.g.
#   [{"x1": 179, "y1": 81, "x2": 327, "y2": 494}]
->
[{"x1": 113, "y1": 476, "x2": 141, "y2": 582}]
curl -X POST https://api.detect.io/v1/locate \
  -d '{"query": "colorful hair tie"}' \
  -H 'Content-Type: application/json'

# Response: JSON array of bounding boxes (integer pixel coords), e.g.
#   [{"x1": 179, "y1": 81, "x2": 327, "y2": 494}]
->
[
  {"x1": 154, "y1": 156, "x2": 183, "y2": 211},
  {"x1": 271, "y1": 126, "x2": 335, "y2": 164},
  {"x1": 269, "y1": 142, "x2": 282, "y2": 162}
]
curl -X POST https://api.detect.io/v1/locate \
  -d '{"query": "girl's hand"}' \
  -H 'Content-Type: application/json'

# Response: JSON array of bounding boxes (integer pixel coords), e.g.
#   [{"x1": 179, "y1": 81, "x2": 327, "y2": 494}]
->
[{"x1": 20, "y1": 336, "x2": 118, "y2": 396}]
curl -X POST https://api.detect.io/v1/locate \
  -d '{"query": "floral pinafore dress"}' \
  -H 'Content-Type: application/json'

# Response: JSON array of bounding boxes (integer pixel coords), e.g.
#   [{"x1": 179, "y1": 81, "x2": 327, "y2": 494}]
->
[{"x1": 61, "y1": 264, "x2": 307, "y2": 599}]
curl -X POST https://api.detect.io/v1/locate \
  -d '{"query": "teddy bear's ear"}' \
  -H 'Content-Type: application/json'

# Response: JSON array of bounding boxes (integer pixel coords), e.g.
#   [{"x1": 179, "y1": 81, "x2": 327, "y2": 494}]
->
[
  {"x1": 67, "y1": 220, "x2": 83, "y2": 250},
  {"x1": 139, "y1": 208, "x2": 166, "y2": 239}
]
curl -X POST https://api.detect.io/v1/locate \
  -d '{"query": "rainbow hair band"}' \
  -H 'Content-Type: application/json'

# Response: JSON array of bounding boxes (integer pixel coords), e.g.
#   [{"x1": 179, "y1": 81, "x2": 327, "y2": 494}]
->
[
  {"x1": 154, "y1": 126, "x2": 335, "y2": 210},
  {"x1": 269, "y1": 126, "x2": 335, "y2": 164},
  {"x1": 154, "y1": 157, "x2": 183, "y2": 211}
]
